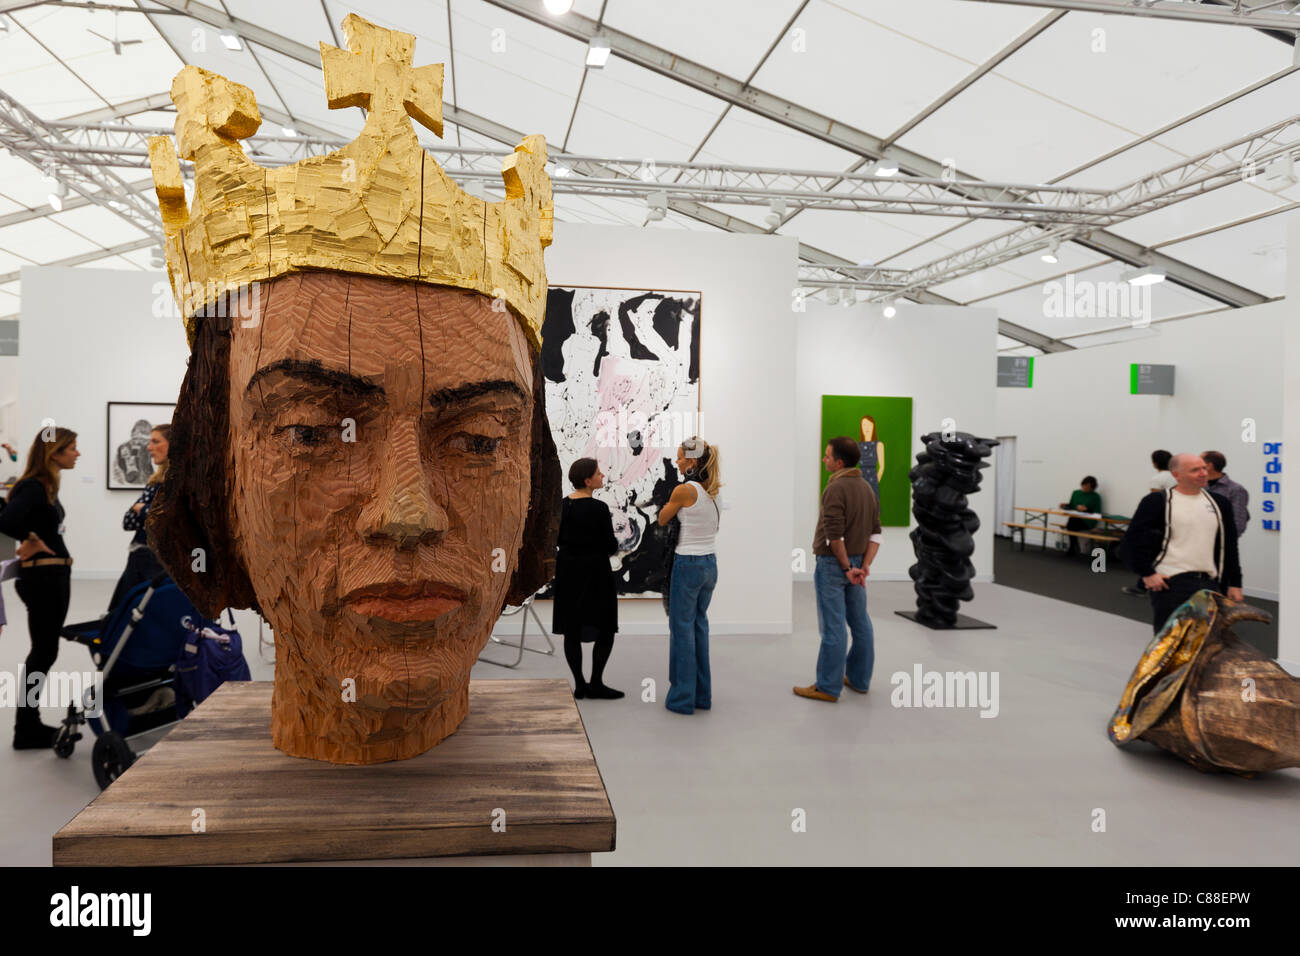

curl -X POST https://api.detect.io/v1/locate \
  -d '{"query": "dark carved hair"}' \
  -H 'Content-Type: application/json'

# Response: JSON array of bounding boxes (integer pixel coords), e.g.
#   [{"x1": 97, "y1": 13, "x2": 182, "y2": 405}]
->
[
  {"x1": 1151, "y1": 449, "x2": 1171, "y2": 471},
  {"x1": 148, "y1": 299, "x2": 562, "y2": 618},
  {"x1": 1202, "y1": 450, "x2": 1226, "y2": 472},
  {"x1": 568, "y1": 457, "x2": 598, "y2": 490},
  {"x1": 828, "y1": 436, "x2": 860, "y2": 469}
]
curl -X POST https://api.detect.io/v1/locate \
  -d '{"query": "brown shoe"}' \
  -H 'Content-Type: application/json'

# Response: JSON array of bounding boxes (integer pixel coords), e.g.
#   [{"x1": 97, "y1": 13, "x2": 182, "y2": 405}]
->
[
  {"x1": 844, "y1": 676, "x2": 868, "y2": 694},
  {"x1": 793, "y1": 684, "x2": 838, "y2": 702}
]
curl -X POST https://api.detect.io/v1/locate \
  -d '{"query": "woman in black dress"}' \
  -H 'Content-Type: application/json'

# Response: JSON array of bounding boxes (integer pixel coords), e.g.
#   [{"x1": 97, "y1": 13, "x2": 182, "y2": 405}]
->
[
  {"x1": 552, "y1": 458, "x2": 622, "y2": 700},
  {"x1": 0, "y1": 427, "x2": 81, "y2": 749}
]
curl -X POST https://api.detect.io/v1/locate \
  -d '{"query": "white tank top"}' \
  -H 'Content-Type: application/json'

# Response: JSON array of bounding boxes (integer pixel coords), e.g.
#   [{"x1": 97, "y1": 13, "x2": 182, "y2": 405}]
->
[{"x1": 676, "y1": 480, "x2": 719, "y2": 555}]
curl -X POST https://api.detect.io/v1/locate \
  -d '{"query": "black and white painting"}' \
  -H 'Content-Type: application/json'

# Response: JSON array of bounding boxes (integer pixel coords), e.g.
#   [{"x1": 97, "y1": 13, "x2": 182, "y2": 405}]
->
[
  {"x1": 541, "y1": 287, "x2": 701, "y2": 597},
  {"x1": 106, "y1": 402, "x2": 173, "y2": 490}
]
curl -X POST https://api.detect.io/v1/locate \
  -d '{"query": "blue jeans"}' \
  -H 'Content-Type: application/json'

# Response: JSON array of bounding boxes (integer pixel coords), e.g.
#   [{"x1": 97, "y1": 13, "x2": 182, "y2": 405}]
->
[
  {"x1": 666, "y1": 554, "x2": 717, "y2": 714},
  {"x1": 813, "y1": 554, "x2": 874, "y2": 698}
]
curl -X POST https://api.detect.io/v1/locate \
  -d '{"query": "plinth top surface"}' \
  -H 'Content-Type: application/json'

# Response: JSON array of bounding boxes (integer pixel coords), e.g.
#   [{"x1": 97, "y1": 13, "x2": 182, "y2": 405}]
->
[{"x1": 54, "y1": 680, "x2": 615, "y2": 865}]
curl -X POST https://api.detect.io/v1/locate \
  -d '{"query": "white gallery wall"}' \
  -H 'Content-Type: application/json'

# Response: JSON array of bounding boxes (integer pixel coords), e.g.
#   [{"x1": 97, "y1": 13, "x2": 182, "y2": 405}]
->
[
  {"x1": 792, "y1": 300, "x2": 1000, "y2": 582},
  {"x1": 18, "y1": 226, "x2": 799, "y2": 636},
  {"x1": 18, "y1": 266, "x2": 186, "y2": 578},
  {"x1": 544, "y1": 223, "x2": 799, "y2": 635},
  {"x1": 1281, "y1": 214, "x2": 1300, "y2": 670},
  {"x1": 995, "y1": 299, "x2": 1285, "y2": 601}
]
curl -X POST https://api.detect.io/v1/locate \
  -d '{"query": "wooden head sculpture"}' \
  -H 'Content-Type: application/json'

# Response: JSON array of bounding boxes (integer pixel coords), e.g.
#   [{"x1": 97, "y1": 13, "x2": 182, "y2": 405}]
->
[{"x1": 145, "y1": 14, "x2": 560, "y2": 764}]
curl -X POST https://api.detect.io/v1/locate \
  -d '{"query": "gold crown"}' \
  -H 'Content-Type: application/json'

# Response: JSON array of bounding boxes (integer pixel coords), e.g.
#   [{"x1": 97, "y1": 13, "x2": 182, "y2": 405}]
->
[{"x1": 149, "y1": 13, "x2": 553, "y2": 351}]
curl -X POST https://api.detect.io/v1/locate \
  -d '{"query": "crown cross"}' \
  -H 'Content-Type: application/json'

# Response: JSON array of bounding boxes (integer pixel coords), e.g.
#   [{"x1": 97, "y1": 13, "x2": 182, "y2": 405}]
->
[{"x1": 321, "y1": 13, "x2": 443, "y2": 137}]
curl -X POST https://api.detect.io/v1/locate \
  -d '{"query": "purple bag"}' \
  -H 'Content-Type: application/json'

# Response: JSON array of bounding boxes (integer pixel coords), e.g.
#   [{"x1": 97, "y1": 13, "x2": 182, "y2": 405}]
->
[{"x1": 175, "y1": 610, "x2": 252, "y2": 717}]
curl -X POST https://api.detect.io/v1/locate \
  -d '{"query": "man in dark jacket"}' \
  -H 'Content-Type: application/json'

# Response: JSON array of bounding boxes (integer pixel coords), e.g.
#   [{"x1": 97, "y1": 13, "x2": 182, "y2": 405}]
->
[{"x1": 1118, "y1": 453, "x2": 1243, "y2": 633}]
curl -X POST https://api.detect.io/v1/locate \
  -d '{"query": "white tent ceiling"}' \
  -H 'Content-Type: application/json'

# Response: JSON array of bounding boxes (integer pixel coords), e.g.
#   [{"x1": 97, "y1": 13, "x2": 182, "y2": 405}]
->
[{"x1": 0, "y1": 0, "x2": 1295, "y2": 353}]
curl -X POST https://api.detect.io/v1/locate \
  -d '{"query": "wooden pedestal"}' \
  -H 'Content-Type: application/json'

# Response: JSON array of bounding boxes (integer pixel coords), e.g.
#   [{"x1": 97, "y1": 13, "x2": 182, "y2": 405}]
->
[{"x1": 53, "y1": 680, "x2": 615, "y2": 866}]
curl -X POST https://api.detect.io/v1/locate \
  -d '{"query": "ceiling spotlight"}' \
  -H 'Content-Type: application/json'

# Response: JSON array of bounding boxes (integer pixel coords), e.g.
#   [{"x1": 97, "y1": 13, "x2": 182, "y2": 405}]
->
[
  {"x1": 764, "y1": 197, "x2": 787, "y2": 228},
  {"x1": 42, "y1": 160, "x2": 56, "y2": 182},
  {"x1": 553, "y1": 163, "x2": 571, "y2": 177},
  {"x1": 882, "y1": 303, "x2": 897, "y2": 319},
  {"x1": 1121, "y1": 265, "x2": 1166, "y2": 286},
  {"x1": 47, "y1": 182, "x2": 67, "y2": 212},
  {"x1": 280, "y1": 126, "x2": 297, "y2": 137},
  {"x1": 543, "y1": 0, "x2": 574, "y2": 14},
  {"x1": 874, "y1": 159, "x2": 899, "y2": 177},
  {"x1": 1041, "y1": 240, "x2": 1060, "y2": 264},
  {"x1": 644, "y1": 189, "x2": 667, "y2": 223},
  {"x1": 586, "y1": 35, "x2": 611, "y2": 68},
  {"x1": 219, "y1": 30, "x2": 243, "y2": 51}
]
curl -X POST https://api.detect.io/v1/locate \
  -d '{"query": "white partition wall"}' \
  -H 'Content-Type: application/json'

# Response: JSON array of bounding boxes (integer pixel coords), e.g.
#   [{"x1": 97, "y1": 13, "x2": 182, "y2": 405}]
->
[
  {"x1": 546, "y1": 223, "x2": 799, "y2": 635},
  {"x1": 1282, "y1": 214, "x2": 1300, "y2": 670},
  {"x1": 792, "y1": 301, "x2": 1000, "y2": 581},
  {"x1": 18, "y1": 266, "x2": 185, "y2": 579},
  {"x1": 20, "y1": 227, "x2": 799, "y2": 637},
  {"x1": 996, "y1": 300, "x2": 1285, "y2": 601}
]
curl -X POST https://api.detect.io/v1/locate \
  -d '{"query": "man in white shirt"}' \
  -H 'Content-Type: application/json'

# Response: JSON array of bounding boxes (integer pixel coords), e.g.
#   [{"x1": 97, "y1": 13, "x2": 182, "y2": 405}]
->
[{"x1": 1118, "y1": 454, "x2": 1243, "y2": 633}]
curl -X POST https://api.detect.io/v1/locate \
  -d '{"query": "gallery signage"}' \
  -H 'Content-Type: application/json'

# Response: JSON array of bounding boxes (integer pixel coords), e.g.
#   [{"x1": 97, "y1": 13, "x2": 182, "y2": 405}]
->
[
  {"x1": 1130, "y1": 363, "x2": 1175, "y2": 395},
  {"x1": 1261, "y1": 441, "x2": 1281, "y2": 531},
  {"x1": 997, "y1": 356, "x2": 1033, "y2": 388}
]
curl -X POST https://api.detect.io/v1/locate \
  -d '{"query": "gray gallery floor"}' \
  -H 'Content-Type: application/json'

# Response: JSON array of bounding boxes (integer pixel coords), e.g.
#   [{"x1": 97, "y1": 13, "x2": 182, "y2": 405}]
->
[{"x1": 2, "y1": 576, "x2": 1297, "y2": 866}]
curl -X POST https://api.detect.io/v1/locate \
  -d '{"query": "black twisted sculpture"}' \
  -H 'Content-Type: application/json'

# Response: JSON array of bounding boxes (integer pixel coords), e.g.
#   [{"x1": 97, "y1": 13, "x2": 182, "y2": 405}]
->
[{"x1": 906, "y1": 431, "x2": 999, "y2": 628}]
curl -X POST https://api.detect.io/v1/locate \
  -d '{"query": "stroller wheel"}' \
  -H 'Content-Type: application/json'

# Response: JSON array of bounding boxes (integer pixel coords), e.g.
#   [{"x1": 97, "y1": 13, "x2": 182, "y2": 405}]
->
[
  {"x1": 52, "y1": 725, "x2": 79, "y2": 759},
  {"x1": 92, "y1": 732, "x2": 135, "y2": 790}
]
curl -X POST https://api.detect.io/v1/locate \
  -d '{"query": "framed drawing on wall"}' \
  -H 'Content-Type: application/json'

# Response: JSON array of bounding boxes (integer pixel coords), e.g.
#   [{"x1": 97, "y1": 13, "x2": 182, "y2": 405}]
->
[
  {"x1": 106, "y1": 402, "x2": 174, "y2": 490},
  {"x1": 540, "y1": 286, "x2": 702, "y2": 597}
]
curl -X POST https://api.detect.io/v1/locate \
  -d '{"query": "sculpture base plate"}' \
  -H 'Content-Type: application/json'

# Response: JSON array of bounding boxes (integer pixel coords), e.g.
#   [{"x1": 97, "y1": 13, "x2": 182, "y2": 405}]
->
[
  {"x1": 896, "y1": 610, "x2": 997, "y2": 630},
  {"x1": 53, "y1": 680, "x2": 615, "y2": 866}
]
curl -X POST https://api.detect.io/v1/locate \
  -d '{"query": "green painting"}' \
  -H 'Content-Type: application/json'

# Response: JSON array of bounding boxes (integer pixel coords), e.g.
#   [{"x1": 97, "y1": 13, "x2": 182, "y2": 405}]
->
[{"x1": 820, "y1": 395, "x2": 913, "y2": 527}]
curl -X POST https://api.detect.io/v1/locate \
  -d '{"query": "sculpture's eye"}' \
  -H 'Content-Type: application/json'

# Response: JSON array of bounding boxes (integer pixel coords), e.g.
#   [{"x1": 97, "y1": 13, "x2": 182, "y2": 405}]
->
[
  {"x1": 447, "y1": 432, "x2": 502, "y2": 456},
  {"x1": 278, "y1": 424, "x2": 335, "y2": 447}
]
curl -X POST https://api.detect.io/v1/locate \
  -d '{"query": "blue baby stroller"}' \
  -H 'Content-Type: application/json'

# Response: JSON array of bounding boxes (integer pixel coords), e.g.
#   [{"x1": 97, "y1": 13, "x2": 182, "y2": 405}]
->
[{"x1": 56, "y1": 572, "x2": 246, "y2": 788}]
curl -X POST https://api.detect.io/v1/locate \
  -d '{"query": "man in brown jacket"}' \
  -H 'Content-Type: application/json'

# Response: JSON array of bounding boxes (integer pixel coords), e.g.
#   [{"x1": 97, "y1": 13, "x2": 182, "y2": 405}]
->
[{"x1": 795, "y1": 436, "x2": 882, "y2": 702}]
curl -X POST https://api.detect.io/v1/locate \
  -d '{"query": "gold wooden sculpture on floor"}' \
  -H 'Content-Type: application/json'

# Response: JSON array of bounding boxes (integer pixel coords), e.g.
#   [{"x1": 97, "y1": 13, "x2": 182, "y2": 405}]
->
[
  {"x1": 1108, "y1": 590, "x2": 1300, "y2": 775},
  {"x1": 146, "y1": 13, "x2": 561, "y2": 765}
]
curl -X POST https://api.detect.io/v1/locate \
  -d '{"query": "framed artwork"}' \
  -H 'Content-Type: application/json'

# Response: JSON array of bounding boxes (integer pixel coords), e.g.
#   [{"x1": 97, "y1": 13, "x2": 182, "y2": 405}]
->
[
  {"x1": 820, "y1": 395, "x2": 913, "y2": 527},
  {"x1": 540, "y1": 286, "x2": 701, "y2": 597},
  {"x1": 106, "y1": 402, "x2": 174, "y2": 490}
]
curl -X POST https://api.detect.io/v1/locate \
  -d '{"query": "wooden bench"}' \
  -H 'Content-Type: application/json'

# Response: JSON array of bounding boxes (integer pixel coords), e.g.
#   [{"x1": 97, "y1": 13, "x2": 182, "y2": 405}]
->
[{"x1": 1004, "y1": 521, "x2": 1120, "y2": 552}]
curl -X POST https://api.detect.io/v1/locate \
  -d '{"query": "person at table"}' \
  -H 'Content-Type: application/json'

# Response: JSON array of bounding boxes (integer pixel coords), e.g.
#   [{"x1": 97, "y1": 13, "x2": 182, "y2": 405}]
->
[{"x1": 1058, "y1": 476, "x2": 1101, "y2": 555}]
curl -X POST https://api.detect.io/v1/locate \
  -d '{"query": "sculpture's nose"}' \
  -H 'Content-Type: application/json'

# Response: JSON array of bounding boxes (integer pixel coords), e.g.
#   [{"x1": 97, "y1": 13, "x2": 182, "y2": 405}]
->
[{"x1": 357, "y1": 416, "x2": 448, "y2": 549}]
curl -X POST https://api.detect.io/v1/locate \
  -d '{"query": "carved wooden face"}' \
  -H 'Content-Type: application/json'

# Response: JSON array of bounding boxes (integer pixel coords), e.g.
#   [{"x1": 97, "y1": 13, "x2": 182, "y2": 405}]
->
[{"x1": 227, "y1": 272, "x2": 533, "y2": 746}]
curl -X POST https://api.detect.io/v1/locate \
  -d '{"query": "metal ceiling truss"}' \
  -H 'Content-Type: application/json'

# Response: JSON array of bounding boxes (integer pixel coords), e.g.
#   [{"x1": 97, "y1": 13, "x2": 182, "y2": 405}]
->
[
  {"x1": 0, "y1": 89, "x2": 163, "y2": 243},
  {"x1": 479, "y1": 0, "x2": 1275, "y2": 316},
  {"x1": 0, "y1": 0, "x2": 1272, "y2": 349},
  {"x1": 953, "y1": 0, "x2": 1300, "y2": 33},
  {"x1": 19, "y1": 111, "x2": 1298, "y2": 298}
]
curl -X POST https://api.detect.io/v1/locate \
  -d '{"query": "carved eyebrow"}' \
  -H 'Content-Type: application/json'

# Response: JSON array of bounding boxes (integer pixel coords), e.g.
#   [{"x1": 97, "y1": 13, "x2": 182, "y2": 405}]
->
[
  {"x1": 246, "y1": 359, "x2": 381, "y2": 397},
  {"x1": 427, "y1": 380, "x2": 528, "y2": 410}
]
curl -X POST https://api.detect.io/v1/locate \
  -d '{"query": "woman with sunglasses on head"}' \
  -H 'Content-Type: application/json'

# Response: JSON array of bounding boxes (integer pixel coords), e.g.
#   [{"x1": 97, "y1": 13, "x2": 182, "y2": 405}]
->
[{"x1": 658, "y1": 436, "x2": 722, "y2": 715}]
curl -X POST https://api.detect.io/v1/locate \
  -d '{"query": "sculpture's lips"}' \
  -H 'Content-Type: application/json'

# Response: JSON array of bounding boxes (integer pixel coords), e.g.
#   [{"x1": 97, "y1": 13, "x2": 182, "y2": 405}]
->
[{"x1": 342, "y1": 581, "x2": 467, "y2": 623}]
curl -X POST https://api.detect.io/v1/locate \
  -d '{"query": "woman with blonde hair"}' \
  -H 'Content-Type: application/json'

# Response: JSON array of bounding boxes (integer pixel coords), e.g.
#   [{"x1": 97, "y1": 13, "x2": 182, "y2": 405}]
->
[
  {"x1": 657, "y1": 436, "x2": 721, "y2": 715},
  {"x1": 108, "y1": 424, "x2": 171, "y2": 611},
  {"x1": 0, "y1": 426, "x2": 81, "y2": 749}
]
